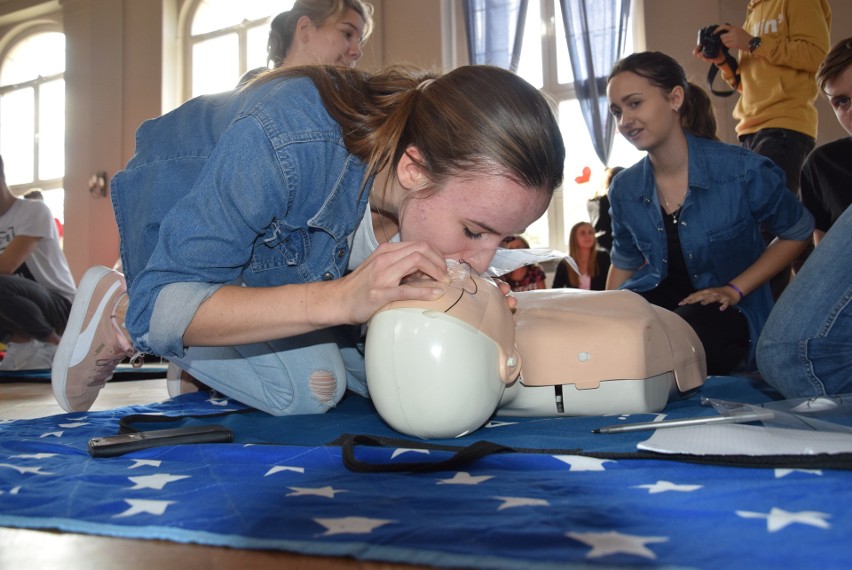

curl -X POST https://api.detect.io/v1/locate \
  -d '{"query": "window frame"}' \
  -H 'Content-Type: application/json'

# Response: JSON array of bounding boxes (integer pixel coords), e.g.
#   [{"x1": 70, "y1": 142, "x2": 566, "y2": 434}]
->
[{"x1": 0, "y1": 23, "x2": 65, "y2": 201}]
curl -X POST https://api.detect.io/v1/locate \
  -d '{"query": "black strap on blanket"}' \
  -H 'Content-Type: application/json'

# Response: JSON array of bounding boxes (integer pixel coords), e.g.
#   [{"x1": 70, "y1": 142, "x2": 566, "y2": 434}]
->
[
  {"x1": 341, "y1": 434, "x2": 515, "y2": 473},
  {"x1": 338, "y1": 433, "x2": 852, "y2": 472},
  {"x1": 117, "y1": 408, "x2": 256, "y2": 434}
]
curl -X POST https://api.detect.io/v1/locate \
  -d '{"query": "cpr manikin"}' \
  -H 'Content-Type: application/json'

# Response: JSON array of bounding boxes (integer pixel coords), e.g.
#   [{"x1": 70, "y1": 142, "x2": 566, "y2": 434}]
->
[{"x1": 365, "y1": 261, "x2": 707, "y2": 439}]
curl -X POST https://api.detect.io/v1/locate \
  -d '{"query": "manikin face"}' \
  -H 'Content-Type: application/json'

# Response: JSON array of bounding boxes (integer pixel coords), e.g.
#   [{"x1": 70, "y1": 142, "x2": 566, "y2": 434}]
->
[
  {"x1": 296, "y1": 8, "x2": 366, "y2": 68},
  {"x1": 824, "y1": 64, "x2": 852, "y2": 136},
  {"x1": 574, "y1": 223, "x2": 595, "y2": 250},
  {"x1": 607, "y1": 71, "x2": 682, "y2": 153},
  {"x1": 398, "y1": 172, "x2": 550, "y2": 276}
]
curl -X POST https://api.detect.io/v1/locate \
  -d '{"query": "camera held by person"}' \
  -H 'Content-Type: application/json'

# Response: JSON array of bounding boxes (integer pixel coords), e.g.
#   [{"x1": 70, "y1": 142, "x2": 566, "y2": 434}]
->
[{"x1": 696, "y1": 24, "x2": 739, "y2": 96}]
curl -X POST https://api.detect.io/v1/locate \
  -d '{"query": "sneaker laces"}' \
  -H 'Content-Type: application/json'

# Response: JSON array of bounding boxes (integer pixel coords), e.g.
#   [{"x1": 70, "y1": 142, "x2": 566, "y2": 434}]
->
[{"x1": 83, "y1": 314, "x2": 144, "y2": 388}]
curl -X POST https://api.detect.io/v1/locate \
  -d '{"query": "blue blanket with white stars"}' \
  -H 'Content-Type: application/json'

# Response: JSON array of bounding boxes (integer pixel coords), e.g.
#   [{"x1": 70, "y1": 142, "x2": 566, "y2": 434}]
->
[{"x1": 1, "y1": 375, "x2": 851, "y2": 569}]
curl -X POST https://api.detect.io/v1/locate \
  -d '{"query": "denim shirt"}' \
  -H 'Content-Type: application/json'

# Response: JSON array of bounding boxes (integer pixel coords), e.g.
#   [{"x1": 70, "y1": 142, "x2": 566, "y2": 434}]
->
[
  {"x1": 111, "y1": 76, "x2": 372, "y2": 357},
  {"x1": 609, "y1": 131, "x2": 814, "y2": 367}
]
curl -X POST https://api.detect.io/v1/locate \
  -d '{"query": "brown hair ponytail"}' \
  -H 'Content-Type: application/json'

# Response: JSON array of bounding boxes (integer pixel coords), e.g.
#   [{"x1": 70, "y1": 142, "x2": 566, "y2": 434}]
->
[{"x1": 253, "y1": 64, "x2": 565, "y2": 197}]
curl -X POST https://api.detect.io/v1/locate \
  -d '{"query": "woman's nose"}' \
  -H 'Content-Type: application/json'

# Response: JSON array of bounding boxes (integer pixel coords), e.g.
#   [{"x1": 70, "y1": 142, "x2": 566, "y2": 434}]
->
[{"x1": 461, "y1": 246, "x2": 499, "y2": 275}]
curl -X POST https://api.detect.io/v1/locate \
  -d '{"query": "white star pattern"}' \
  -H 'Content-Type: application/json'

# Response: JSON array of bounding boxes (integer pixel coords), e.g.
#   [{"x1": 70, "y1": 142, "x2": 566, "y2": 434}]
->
[
  {"x1": 633, "y1": 481, "x2": 703, "y2": 494},
  {"x1": 775, "y1": 468, "x2": 822, "y2": 478},
  {"x1": 208, "y1": 397, "x2": 231, "y2": 407},
  {"x1": 390, "y1": 448, "x2": 429, "y2": 459},
  {"x1": 265, "y1": 465, "x2": 305, "y2": 476},
  {"x1": 736, "y1": 508, "x2": 831, "y2": 532},
  {"x1": 114, "y1": 499, "x2": 175, "y2": 518},
  {"x1": 58, "y1": 422, "x2": 89, "y2": 428},
  {"x1": 0, "y1": 486, "x2": 21, "y2": 495},
  {"x1": 567, "y1": 530, "x2": 668, "y2": 559},
  {"x1": 437, "y1": 472, "x2": 494, "y2": 485},
  {"x1": 10, "y1": 453, "x2": 57, "y2": 460},
  {"x1": 129, "y1": 459, "x2": 162, "y2": 469},
  {"x1": 314, "y1": 516, "x2": 395, "y2": 536},
  {"x1": 39, "y1": 431, "x2": 63, "y2": 438},
  {"x1": 485, "y1": 420, "x2": 518, "y2": 428},
  {"x1": 553, "y1": 455, "x2": 615, "y2": 471},
  {"x1": 287, "y1": 486, "x2": 346, "y2": 498},
  {"x1": 0, "y1": 463, "x2": 53, "y2": 475},
  {"x1": 493, "y1": 496, "x2": 550, "y2": 510},
  {"x1": 127, "y1": 473, "x2": 190, "y2": 490}
]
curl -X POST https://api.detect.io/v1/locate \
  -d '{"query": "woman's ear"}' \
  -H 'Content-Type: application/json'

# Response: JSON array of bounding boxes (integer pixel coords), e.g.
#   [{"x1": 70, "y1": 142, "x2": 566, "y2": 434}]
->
[
  {"x1": 296, "y1": 15, "x2": 314, "y2": 43},
  {"x1": 395, "y1": 146, "x2": 430, "y2": 191},
  {"x1": 670, "y1": 85, "x2": 685, "y2": 112}
]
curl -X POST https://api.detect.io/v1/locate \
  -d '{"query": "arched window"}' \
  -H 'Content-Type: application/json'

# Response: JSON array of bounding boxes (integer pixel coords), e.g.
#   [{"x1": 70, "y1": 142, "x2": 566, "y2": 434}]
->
[
  {"x1": 187, "y1": 0, "x2": 295, "y2": 98},
  {"x1": 0, "y1": 29, "x2": 66, "y2": 224},
  {"x1": 515, "y1": 0, "x2": 642, "y2": 250}
]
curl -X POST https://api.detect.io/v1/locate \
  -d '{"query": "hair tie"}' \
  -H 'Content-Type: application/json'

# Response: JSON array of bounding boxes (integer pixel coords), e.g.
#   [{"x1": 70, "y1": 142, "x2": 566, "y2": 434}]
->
[{"x1": 416, "y1": 78, "x2": 436, "y2": 91}]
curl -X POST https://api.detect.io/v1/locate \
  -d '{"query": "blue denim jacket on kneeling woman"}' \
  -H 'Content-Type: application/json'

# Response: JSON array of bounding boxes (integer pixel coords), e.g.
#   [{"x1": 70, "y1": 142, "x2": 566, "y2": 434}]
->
[
  {"x1": 608, "y1": 130, "x2": 814, "y2": 368},
  {"x1": 111, "y1": 76, "x2": 372, "y2": 358}
]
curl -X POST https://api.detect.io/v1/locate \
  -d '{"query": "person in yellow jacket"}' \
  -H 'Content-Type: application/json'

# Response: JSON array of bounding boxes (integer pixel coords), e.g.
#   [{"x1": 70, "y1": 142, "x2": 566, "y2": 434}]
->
[{"x1": 694, "y1": 0, "x2": 831, "y2": 297}]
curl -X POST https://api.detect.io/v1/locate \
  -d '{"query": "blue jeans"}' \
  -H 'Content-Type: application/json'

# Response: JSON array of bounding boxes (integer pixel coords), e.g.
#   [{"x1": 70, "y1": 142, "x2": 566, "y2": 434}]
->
[
  {"x1": 756, "y1": 206, "x2": 852, "y2": 397},
  {"x1": 169, "y1": 325, "x2": 369, "y2": 415}
]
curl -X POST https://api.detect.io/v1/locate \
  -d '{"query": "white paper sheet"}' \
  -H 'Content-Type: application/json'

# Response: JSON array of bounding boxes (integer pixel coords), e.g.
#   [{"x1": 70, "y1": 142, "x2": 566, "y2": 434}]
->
[{"x1": 637, "y1": 423, "x2": 852, "y2": 456}]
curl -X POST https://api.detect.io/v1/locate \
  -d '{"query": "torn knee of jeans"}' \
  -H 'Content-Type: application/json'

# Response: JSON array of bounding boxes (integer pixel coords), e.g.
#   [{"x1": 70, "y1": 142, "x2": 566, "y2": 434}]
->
[{"x1": 309, "y1": 370, "x2": 337, "y2": 404}]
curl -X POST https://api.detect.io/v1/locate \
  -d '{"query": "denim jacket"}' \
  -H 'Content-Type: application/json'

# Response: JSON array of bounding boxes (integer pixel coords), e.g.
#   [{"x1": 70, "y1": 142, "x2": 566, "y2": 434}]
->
[
  {"x1": 111, "y1": 76, "x2": 372, "y2": 357},
  {"x1": 609, "y1": 131, "x2": 814, "y2": 367}
]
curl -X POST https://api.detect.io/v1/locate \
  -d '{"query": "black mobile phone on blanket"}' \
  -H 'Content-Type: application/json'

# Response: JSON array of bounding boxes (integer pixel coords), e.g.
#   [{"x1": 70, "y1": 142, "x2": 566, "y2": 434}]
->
[{"x1": 88, "y1": 424, "x2": 233, "y2": 458}]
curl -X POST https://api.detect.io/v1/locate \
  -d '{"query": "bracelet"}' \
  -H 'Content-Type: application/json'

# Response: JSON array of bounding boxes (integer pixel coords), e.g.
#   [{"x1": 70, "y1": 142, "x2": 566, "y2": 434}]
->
[{"x1": 726, "y1": 282, "x2": 745, "y2": 300}]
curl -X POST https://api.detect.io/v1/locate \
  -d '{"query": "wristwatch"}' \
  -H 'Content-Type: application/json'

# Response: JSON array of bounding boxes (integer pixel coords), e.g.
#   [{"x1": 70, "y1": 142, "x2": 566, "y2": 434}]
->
[{"x1": 748, "y1": 36, "x2": 762, "y2": 53}]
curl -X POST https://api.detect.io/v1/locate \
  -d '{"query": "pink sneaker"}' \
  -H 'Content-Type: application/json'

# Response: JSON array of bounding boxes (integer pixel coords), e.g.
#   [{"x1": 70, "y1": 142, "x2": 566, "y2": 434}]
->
[{"x1": 52, "y1": 266, "x2": 138, "y2": 412}]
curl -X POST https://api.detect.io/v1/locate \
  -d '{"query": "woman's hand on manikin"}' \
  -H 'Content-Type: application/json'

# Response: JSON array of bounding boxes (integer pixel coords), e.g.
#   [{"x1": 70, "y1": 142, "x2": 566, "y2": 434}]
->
[{"x1": 332, "y1": 240, "x2": 451, "y2": 324}]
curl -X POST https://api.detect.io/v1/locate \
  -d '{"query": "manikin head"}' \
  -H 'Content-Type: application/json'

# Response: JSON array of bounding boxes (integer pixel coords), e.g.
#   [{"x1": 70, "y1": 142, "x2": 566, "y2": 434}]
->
[{"x1": 365, "y1": 263, "x2": 520, "y2": 439}]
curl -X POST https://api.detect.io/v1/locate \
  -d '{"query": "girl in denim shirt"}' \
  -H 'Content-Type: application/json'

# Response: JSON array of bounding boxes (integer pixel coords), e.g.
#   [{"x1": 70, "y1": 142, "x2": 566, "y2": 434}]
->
[
  {"x1": 52, "y1": 64, "x2": 565, "y2": 416},
  {"x1": 605, "y1": 52, "x2": 813, "y2": 375}
]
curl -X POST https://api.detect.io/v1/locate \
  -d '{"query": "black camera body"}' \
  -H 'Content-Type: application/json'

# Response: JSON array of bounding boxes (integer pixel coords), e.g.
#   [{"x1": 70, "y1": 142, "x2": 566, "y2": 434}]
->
[{"x1": 698, "y1": 24, "x2": 726, "y2": 59}]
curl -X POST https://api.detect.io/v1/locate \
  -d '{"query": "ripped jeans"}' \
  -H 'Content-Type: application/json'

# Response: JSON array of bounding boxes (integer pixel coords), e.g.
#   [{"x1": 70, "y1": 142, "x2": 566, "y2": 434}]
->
[{"x1": 170, "y1": 325, "x2": 368, "y2": 415}]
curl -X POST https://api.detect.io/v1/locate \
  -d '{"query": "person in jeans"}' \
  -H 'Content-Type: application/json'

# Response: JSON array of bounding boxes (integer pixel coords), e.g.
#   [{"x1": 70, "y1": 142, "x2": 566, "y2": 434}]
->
[
  {"x1": 0, "y1": 155, "x2": 76, "y2": 371},
  {"x1": 605, "y1": 51, "x2": 813, "y2": 376},
  {"x1": 756, "y1": 38, "x2": 852, "y2": 398},
  {"x1": 51, "y1": 64, "x2": 565, "y2": 415}
]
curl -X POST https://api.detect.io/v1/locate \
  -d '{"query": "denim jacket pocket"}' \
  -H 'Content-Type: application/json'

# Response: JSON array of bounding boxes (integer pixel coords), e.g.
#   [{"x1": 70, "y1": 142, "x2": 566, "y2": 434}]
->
[
  {"x1": 251, "y1": 222, "x2": 308, "y2": 271},
  {"x1": 707, "y1": 218, "x2": 757, "y2": 274}
]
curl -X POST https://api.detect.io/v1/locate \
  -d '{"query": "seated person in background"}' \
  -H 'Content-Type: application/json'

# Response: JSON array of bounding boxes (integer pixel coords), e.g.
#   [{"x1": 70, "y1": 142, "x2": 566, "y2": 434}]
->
[
  {"x1": 0, "y1": 155, "x2": 76, "y2": 371},
  {"x1": 499, "y1": 235, "x2": 547, "y2": 292},
  {"x1": 799, "y1": 37, "x2": 852, "y2": 245},
  {"x1": 239, "y1": 0, "x2": 374, "y2": 85},
  {"x1": 586, "y1": 165, "x2": 623, "y2": 253},
  {"x1": 552, "y1": 221, "x2": 610, "y2": 290},
  {"x1": 605, "y1": 52, "x2": 812, "y2": 376}
]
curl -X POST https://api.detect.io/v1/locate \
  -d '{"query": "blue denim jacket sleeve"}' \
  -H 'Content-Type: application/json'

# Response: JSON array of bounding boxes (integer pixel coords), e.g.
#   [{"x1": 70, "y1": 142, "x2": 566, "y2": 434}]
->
[{"x1": 116, "y1": 77, "x2": 370, "y2": 357}]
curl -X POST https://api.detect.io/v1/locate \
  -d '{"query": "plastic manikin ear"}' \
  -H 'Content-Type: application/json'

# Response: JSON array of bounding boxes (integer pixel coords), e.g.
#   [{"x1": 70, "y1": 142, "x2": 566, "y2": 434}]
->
[{"x1": 365, "y1": 262, "x2": 519, "y2": 439}]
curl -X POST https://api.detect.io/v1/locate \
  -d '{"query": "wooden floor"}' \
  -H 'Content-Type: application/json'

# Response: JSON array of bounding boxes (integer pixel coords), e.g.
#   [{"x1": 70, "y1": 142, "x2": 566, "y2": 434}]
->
[{"x1": 0, "y1": 377, "x2": 428, "y2": 570}]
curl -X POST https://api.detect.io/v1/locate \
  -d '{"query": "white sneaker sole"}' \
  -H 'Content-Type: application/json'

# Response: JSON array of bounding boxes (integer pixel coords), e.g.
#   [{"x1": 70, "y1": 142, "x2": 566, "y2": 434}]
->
[{"x1": 51, "y1": 265, "x2": 118, "y2": 412}]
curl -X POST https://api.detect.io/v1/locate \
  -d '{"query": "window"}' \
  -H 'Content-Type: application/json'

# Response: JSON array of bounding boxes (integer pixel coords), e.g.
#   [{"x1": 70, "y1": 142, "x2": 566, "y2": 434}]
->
[
  {"x1": 187, "y1": 0, "x2": 295, "y2": 98},
  {"x1": 0, "y1": 30, "x2": 66, "y2": 224},
  {"x1": 515, "y1": 0, "x2": 642, "y2": 251}
]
